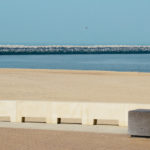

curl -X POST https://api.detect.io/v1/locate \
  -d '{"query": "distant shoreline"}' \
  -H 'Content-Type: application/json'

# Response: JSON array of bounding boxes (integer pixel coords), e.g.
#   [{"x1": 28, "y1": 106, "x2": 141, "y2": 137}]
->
[{"x1": 0, "y1": 45, "x2": 150, "y2": 54}]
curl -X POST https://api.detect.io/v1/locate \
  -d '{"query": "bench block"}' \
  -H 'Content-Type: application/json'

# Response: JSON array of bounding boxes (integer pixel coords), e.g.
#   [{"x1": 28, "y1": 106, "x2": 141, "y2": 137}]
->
[{"x1": 128, "y1": 109, "x2": 150, "y2": 137}]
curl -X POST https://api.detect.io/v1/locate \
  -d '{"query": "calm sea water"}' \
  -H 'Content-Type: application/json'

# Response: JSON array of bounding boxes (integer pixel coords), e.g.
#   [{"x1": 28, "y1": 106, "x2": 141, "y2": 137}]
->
[{"x1": 0, "y1": 54, "x2": 150, "y2": 72}]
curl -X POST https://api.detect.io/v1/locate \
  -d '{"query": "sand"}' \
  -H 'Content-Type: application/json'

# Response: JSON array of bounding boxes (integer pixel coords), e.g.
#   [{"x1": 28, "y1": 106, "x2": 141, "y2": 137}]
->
[
  {"x1": 0, "y1": 69, "x2": 150, "y2": 149},
  {"x1": 0, "y1": 69, "x2": 150, "y2": 103},
  {"x1": 0, "y1": 127, "x2": 149, "y2": 150}
]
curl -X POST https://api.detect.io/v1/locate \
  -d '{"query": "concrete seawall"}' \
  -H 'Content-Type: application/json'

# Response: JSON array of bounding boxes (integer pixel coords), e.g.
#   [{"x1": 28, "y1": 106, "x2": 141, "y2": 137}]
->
[{"x1": 0, "y1": 100, "x2": 150, "y2": 126}]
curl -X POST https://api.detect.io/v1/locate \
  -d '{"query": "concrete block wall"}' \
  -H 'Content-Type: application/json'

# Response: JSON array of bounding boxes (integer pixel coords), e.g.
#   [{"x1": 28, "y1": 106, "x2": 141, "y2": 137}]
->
[{"x1": 0, "y1": 100, "x2": 150, "y2": 126}]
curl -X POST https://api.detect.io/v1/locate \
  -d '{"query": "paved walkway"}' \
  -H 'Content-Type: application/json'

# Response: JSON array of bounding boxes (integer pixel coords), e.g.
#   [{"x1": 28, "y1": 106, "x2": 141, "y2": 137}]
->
[
  {"x1": 0, "y1": 127, "x2": 149, "y2": 150},
  {"x1": 0, "y1": 122, "x2": 128, "y2": 134}
]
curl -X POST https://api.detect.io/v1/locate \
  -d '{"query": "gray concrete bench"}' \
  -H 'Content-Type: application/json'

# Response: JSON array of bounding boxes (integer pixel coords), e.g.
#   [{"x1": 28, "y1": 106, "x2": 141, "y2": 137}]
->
[{"x1": 128, "y1": 109, "x2": 150, "y2": 137}]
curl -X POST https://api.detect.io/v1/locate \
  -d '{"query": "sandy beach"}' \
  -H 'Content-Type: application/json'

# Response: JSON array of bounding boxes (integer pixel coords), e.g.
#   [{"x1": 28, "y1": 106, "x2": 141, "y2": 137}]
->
[
  {"x1": 0, "y1": 69, "x2": 150, "y2": 149},
  {"x1": 0, "y1": 69, "x2": 150, "y2": 103},
  {"x1": 0, "y1": 127, "x2": 149, "y2": 150}
]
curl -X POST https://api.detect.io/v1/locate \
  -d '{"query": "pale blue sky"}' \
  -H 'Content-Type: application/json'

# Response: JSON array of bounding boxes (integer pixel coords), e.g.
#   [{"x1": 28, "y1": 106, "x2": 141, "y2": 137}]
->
[{"x1": 0, "y1": 0, "x2": 150, "y2": 45}]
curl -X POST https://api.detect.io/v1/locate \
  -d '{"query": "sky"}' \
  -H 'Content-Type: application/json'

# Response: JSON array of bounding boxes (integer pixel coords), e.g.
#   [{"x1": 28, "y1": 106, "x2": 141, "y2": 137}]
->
[{"x1": 0, "y1": 0, "x2": 150, "y2": 45}]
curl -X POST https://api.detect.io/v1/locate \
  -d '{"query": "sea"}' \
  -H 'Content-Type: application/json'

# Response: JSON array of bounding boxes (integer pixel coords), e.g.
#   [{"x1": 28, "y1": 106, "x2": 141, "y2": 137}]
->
[{"x1": 0, "y1": 54, "x2": 150, "y2": 72}]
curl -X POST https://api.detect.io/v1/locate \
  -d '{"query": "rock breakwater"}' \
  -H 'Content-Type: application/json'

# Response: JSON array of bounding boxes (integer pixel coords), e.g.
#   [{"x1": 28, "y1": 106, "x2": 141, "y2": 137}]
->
[{"x1": 0, "y1": 45, "x2": 150, "y2": 54}]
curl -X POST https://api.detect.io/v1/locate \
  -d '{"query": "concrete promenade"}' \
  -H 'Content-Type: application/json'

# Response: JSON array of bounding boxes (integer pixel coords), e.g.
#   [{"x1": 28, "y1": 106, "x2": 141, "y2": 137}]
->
[
  {"x1": 0, "y1": 100, "x2": 150, "y2": 126},
  {"x1": 0, "y1": 122, "x2": 128, "y2": 134},
  {"x1": 0, "y1": 127, "x2": 149, "y2": 150}
]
